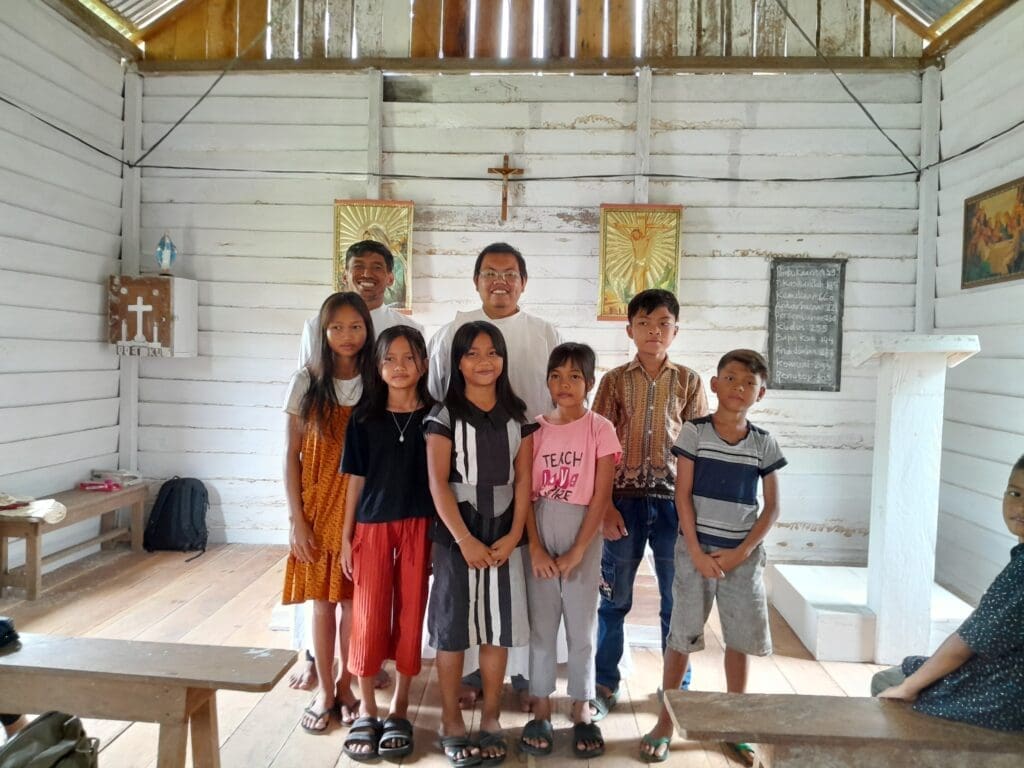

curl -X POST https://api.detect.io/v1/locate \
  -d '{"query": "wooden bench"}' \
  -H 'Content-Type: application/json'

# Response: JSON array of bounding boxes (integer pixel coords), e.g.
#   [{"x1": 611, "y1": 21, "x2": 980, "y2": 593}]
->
[
  {"x1": 665, "y1": 690, "x2": 1024, "y2": 767},
  {"x1": 0, "y1": 484, "x2": 148, "y2": 599},
  {"x1": 0, "y1": 633, "x2": 296, "y2": 768}
]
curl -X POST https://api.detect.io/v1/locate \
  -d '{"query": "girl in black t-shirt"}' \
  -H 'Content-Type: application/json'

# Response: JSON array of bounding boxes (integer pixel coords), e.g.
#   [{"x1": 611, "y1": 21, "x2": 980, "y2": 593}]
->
[{"x1": 340, "y1": 326, "x2": 435, "y2": 761}]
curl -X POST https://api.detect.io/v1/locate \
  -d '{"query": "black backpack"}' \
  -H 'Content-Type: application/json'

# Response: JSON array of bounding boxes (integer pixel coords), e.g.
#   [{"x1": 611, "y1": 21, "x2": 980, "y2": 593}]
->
[{"x1": 143, "y1": 477, "x2": 208, "y2": 556}]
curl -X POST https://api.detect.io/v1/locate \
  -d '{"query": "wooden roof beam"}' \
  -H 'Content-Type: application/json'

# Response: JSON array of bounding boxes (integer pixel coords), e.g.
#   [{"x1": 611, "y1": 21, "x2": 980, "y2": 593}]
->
[
  {"x1": 138, "y1": 54, "x2": 924, "y2": 74},
  {"x1": 925, "y1": 0, "x2": 1016, "y2": 55},
  {"x1": 39, "y1": 0, "x2": 141, "y2": 59}
]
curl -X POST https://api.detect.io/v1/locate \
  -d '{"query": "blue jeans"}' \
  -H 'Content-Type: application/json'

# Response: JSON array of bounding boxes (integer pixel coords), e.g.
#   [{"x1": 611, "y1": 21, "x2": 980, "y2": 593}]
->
[{"x1": 595, "y1": 496, "x2": 691, "y2": 693}]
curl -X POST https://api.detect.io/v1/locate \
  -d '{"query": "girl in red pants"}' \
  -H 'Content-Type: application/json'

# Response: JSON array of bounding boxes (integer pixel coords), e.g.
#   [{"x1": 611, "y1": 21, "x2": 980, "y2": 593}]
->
[{"x1": 341, "y1": 326, "x2": 435, "y2": 761}]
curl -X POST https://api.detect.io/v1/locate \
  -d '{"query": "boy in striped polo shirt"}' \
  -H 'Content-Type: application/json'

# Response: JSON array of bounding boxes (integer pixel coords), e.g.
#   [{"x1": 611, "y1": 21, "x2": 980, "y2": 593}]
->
[{"x1": 640, "y1": 349, "x2": 786, "y2": 764}]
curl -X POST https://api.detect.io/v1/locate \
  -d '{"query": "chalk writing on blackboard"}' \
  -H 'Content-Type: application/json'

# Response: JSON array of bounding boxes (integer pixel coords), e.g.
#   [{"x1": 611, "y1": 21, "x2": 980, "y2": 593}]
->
[{"x1": 768, "y1": 259, "x2": 846, "y2": 392}]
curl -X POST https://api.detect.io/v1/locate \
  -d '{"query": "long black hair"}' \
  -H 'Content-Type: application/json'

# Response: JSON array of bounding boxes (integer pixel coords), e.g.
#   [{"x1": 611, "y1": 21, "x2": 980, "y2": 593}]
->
[
  {"x1": 445, "y1": 321, "x2": 527, "y2": 424},
  {"x1": 299, "y1": 291, "x2": 375, "y2": 436},
  {"x1": 357, "y1": 325, "x2": 434, "y2": 421}
]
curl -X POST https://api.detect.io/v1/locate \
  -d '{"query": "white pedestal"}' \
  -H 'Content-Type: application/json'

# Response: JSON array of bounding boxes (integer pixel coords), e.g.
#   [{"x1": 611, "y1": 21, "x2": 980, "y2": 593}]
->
[
  {"x1": 851, "y1": 334, "x2": 979, "y2": 664},
  {"x1": 767, "y1": 564, "x2": 972, "y2": 662}
]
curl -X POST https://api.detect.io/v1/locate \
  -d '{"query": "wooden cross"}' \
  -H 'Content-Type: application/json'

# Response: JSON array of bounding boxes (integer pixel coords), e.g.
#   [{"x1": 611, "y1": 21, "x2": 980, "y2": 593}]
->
[{"x1": 487, "y1": 154, "x2": 524, "y2": 222}]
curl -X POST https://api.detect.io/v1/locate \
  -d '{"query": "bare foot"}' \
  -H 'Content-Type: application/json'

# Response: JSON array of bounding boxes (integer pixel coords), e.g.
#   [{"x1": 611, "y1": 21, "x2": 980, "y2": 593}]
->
[
  {"x1": 458, "y1": 684, "x2": 481, "y2": 710},
  {"x1": 517, "y1": 688, "x2": 533, "y2": 713},
  {"x1": 287, "y1": 656, "x2": 317, "y2": 691},
  {"x1": 374, "y1": 666, "x2": 392, "y2": 689},
  {"x1": 300, "y1": 690, "x2": 334, "y2": 733}
]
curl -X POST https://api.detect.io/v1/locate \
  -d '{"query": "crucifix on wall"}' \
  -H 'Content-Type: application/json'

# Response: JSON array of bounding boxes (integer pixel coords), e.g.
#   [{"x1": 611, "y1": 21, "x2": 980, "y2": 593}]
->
[{"x1": 487, "y1": 154, "x2": 523, "y2": 222}]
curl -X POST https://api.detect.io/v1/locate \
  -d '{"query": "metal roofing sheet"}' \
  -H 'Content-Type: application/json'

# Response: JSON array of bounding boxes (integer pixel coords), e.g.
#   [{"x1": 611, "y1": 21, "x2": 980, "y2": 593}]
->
[{"x1": 104, "y1": 0, "x2": 188, "y2": 29}]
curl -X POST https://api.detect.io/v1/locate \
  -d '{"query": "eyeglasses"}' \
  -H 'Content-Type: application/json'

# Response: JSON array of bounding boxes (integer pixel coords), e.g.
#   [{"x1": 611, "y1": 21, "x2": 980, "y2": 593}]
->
[{"x1": 478, "y1": 269, "x2": 522, "y2": 283}]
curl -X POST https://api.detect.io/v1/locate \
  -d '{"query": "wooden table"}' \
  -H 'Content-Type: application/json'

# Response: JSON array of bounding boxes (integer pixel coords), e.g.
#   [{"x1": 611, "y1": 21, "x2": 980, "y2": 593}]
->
[
  {"x1": 0, "y1": 484, "x2": 147, "y2": 599},
  {"x1": 0, "y1": 633, "x2": 296, "y2": 768},
  {"x1": 665, "y1": 690, "x2": 1024, "y2": 767}
]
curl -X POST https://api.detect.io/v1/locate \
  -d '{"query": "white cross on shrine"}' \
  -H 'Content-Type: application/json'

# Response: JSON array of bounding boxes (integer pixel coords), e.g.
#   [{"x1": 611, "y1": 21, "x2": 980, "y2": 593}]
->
[{"x1": 128, "y1": 295, "x2": 152, "y2": 342}]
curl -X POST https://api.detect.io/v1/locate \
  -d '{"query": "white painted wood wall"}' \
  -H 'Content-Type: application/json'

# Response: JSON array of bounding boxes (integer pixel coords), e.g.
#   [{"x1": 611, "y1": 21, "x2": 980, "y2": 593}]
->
[
  {"x1": 934, "y1": 1, "x2": 1024, "y2": 602},
  {"x1": 136, "y1": 68, "x2": 921, "y2": 562},
  {"x1": 0, "y1": 2, "x2": 124, "y2": 569}
]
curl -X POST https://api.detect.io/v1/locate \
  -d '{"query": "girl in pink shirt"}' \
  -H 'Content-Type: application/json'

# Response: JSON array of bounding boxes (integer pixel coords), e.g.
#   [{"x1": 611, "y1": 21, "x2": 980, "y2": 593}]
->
[{"x1": 520, "y1": 343, "x2": 621, "y2": 760}]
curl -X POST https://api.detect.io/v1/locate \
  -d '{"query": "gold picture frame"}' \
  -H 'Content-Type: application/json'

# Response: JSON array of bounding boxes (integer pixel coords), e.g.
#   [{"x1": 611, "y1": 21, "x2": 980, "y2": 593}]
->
[
  {"x1": 962, "y1": 176, "x2": 1024, "y2": 289},
  {"x1": 597, "y1": 204, "x2": 683, "y2": 320},
  {"x1": 333, "y1": 199, "x2": 414, "y2": 311}
]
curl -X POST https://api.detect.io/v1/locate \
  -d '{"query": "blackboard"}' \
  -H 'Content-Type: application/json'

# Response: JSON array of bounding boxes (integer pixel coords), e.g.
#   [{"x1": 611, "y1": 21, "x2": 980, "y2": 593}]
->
[{"x1": 768, "y1": 258, "x2": 845, "y2": 392}]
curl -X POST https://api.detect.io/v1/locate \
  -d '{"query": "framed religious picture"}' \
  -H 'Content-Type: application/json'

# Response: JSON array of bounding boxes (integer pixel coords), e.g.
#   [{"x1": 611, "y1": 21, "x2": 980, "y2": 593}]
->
[
  {"x1": 962, "y1": 175, "x2": 1024, "y2": 289},
  {"x1": 333, "y1": 199, "x2": 414, "y2": 311},
  {"x1": 597, "y1": 203, "x2": 683, "y2": 320}
]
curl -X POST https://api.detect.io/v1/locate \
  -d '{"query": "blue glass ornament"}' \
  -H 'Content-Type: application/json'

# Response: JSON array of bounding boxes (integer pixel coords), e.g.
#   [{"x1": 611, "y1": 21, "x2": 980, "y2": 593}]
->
[{"x1": 155, "y1": 233, "x2": 177, "y2": 274}]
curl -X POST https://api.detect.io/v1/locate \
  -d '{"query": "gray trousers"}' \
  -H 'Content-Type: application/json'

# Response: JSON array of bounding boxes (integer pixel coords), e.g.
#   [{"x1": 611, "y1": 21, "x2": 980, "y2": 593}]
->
[
  {"x1": 871, "y1": 665, "x2": 906, "y2": 696},
  {"x1": 526, "y1": 497, "x2": 602, "y2": 700}
]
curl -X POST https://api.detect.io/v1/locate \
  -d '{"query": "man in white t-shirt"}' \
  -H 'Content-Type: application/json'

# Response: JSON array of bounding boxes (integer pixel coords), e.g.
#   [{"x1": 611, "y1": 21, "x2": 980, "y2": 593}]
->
[
  {"x1": 427, "y1": 242, "x2": 562, "y2": 710},
  {"x1": 288, "y1": 240, "x2": 421, "y2": 691},
  {"x1": 428, "y1": 242, "x2": 560, "y2": 418},
  {"x1": 298, "y1": 239, "x2": 423, "y2": 367}
]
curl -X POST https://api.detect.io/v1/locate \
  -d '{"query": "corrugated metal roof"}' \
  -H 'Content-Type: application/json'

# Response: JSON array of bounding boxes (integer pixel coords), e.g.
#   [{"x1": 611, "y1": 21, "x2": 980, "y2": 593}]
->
[
  {"x1": 889, "y1": 1, "x2": 962, "y2": 25},
  {"x1": 103, "y1": 0, "x2": 188, "y2": 29}
]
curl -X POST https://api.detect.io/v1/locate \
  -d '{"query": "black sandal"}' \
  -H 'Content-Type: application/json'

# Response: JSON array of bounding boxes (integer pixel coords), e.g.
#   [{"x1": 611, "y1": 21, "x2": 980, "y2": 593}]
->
[
  {"x1": 343, "y1": 716, "x2": 382, "y2": 762},
  {"x1": 572, "y1": 722, "x2": 605, "y2": 759},
  {"x1": 440, "y1": 734, "x2": 480, "y2": 767},
  {"x1": 379, "y1": 716, "x2": 414, "y2": 759},
  {"x1": 519, "y1": 718, "x2": 553, "y2": 756},
  {"x1": 477, "y1": 730, "x2": 508, "y2": 767}
]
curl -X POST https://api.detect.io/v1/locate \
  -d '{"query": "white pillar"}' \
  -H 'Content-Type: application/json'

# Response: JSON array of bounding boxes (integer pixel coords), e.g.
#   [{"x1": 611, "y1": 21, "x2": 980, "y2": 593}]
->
[{"x1": 854, "y1": 335, "x2": 979, "y2": 664}]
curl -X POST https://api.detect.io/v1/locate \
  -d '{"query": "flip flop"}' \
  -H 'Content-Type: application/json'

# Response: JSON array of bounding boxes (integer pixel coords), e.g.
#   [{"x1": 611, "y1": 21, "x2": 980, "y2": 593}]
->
[
  {"x1": 378, "y1": 716, "x2": 414, "y2": 759},
  {"x1": 439, "y1": 734, "x2": 480, "y2": 768},
  {"x1": 572, "y1": 722, "x2": 605, "y2": 759},
  {"x1": 588, "y1": 689, "x2": 618, "y2": 722},
  {"x1": 726, "y1": 742, "x2": 756, "y2": 766},
  {"x1": 639, "y1": 733, "x2": 671, "y2": 763},
  {"x1": 343, "y1": 716, "x2": 383, "y2": 762},
  {"x1": 477, "y1": 730, "x2": 508, "y2": 767},
  {"x1": 518, "y1": 718, "x2": 553, "y2": 756},
  {"x1": 299, "y1": 702, "x2": 332, "y2": 734}
]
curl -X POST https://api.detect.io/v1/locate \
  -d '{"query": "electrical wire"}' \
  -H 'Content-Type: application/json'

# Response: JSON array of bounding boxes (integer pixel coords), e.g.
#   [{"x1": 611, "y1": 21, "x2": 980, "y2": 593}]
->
[
  {"x1": 769, "y1": 0, "x2": 922, "y2": 177},
  {"x1": 2, "y1": 17, "x2": 1023, "y2": 185}
]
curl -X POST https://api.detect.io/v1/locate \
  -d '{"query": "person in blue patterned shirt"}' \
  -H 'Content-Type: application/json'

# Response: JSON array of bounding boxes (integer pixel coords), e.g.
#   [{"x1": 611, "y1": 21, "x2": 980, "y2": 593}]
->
[{"x1": 872, "y1": 454, "x2": 1024, "y2": 732}]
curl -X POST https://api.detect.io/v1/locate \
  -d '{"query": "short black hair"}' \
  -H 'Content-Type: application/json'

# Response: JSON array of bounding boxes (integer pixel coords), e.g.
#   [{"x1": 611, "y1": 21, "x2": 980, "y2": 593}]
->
[
  {"x1": 345, "y1": 239, "x2": 394, "y2": 272},
  {"x1": 473, "y1": 242, "x2": 527, "y2": 281},
  {"x1": 1014, "y1": 454, "x2": 1024, "y2": 472},
  {"x1": 547, "y1": 342, "x2": 597, "y2": 388},
  {"x1": 627, "y1": 289, "x2": 679, "y2": 322},
  {"x1": 717, "y1": 349, "x2": 769, "y2": 381}
]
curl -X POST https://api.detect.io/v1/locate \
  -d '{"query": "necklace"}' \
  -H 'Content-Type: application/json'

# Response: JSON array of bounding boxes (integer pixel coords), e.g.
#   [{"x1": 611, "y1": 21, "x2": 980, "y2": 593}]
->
[
  {"x1": 391, "y1": 410, "x2": 415, "y2": 443},
  {"x1": 336, "y1": 377, "x2": 360, "y2": 404}
]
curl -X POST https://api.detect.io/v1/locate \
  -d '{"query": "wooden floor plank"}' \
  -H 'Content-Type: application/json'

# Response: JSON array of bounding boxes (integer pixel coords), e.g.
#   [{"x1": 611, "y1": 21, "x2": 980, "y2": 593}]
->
[{"x1": 3, "y1": 545, "x2": 896, "y2": 766}]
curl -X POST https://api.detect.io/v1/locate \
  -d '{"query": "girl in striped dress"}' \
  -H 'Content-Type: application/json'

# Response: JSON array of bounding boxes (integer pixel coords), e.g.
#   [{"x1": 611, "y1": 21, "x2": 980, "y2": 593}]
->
[
  {"x1": 424, "y1": 321, "x2": 536, "y2": 767},
  {"x1": 282, "y1": 292, "x2": 374, "y2": 734}
]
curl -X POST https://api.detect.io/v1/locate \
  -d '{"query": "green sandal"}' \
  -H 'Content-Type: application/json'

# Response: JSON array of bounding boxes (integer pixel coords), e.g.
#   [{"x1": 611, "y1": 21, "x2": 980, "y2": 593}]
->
[
  {"x1": 588, "y1": 689, "x2": 618, "y2": 722},
  {"x1": 639, "y1": 733, "x2": 671, "y2": 763},
  {"x1": 726, "y1": 742, "x2": 756, "y2": 766}
]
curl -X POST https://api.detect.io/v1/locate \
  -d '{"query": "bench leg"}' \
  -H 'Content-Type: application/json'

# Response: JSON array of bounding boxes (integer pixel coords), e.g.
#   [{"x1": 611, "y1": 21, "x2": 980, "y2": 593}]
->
[
  {"x1": 157, "y1": 721, "x2": 189, "y2": 768},
  {"x1": 24, "y1": 533, "x2": 41, "y2": 600},
  {"x1": 0, "y1": 536, "x2": 8, "y2": 596},
  {"x1": 189, "y1": 690, "x2": 221, "y2": 768},
  {"x1": 100, "y1": 510, "x2": 118, "y2": 550},
  {"x1": 130, "y1": 500, "x2": 145, "y2": 552}
]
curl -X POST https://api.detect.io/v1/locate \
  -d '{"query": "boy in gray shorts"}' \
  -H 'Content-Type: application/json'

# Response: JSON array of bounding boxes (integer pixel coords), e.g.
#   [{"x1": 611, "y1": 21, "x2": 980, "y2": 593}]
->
[{"x1": 639, "y1": 350, "x2": 786, "y2": 764}]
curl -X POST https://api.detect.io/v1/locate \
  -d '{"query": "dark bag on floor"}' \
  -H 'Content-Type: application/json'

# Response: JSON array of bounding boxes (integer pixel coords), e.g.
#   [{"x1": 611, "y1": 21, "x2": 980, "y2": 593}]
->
[
  {"x1": 0, "y1": 712, "x2": 98, "y2": 768},
  {"x1": 143, "y1": 476, "x2": 208, "y2": 556}
]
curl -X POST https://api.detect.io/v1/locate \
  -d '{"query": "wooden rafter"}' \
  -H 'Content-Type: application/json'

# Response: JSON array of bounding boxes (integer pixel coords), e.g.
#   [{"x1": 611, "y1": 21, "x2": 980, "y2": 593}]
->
[
  {"x1": 40, "y1": 0, "x2": 142, "y2": 58},
  {"x1": 136, "y1": 0, "x2": 206, "y2": 42},
  {"x1": 924, "y1": 0, "x2": 1018, "y2": 55}
]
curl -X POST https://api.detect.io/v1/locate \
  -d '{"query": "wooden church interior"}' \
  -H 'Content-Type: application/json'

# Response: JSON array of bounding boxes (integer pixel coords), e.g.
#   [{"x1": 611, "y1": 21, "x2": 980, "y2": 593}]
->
[{"x1": 1, "y1": 0, "x2": 1022, "y2": 765}]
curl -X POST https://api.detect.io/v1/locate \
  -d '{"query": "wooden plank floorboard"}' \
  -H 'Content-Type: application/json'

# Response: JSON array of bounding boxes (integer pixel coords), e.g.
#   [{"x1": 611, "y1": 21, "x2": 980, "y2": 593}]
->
[{"x1": 2, "y1": 545, "x2": 894, "y2": 766}]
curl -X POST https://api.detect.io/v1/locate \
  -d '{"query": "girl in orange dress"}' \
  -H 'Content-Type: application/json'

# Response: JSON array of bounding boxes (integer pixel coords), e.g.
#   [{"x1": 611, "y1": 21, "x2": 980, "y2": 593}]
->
[{"x1": 282, "y1": 292, "x2": 375, "y2": 733}]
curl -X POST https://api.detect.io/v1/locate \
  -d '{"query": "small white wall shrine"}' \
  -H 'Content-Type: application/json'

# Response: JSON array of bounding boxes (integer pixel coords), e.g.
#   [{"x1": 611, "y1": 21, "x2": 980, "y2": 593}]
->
[{"x1": 108, "y1": 275, "x2": 197, "y2": 357}]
